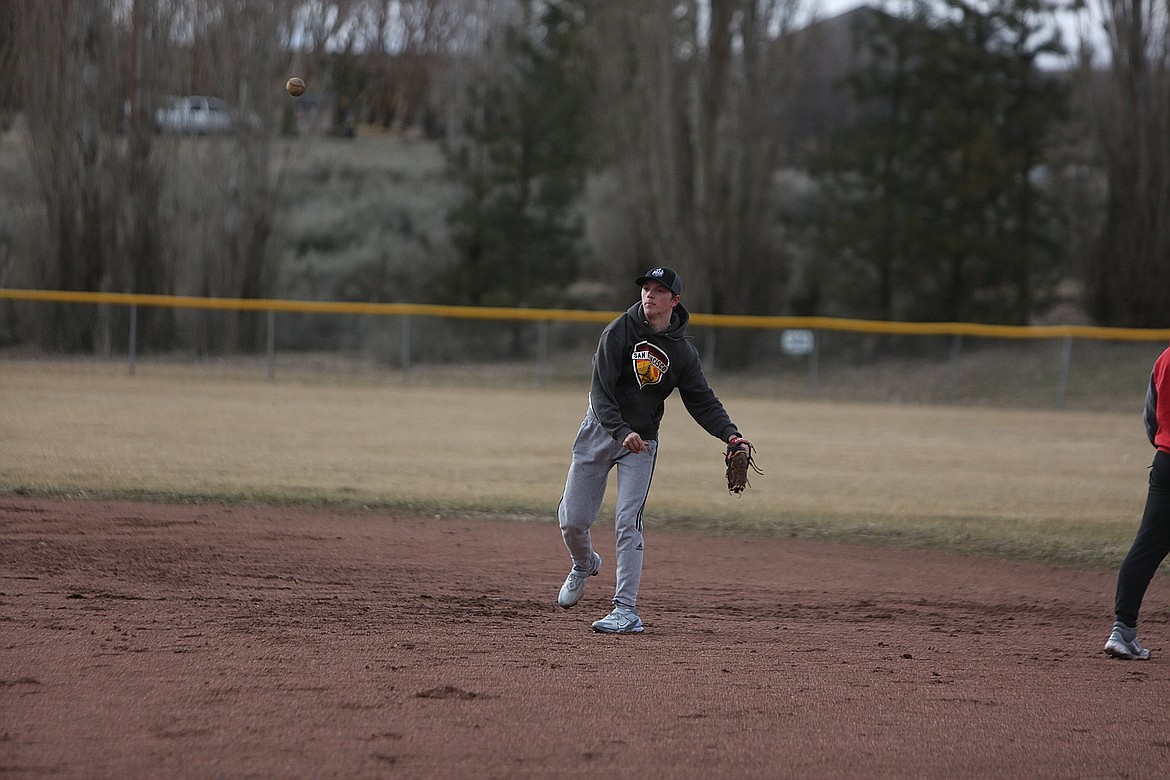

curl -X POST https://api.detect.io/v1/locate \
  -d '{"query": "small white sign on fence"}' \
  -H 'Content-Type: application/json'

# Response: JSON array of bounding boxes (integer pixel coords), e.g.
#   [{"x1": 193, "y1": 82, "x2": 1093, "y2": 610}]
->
[{"x1": 781, "y1": 328, "x2": 816, "y2": 356}]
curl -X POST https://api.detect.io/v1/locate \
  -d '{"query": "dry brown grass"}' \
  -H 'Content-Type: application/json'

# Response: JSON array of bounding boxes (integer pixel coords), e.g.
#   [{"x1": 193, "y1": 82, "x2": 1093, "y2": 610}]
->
[{"x1": 0, "y1": 359, "x2": 1150, "y2": 568}]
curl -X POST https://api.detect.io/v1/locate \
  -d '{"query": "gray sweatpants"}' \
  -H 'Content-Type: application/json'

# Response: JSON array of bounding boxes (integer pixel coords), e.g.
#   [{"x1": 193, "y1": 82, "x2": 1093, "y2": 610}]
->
[{"x1": 558, "y1": 406, "x2": 657, "y2": 610}]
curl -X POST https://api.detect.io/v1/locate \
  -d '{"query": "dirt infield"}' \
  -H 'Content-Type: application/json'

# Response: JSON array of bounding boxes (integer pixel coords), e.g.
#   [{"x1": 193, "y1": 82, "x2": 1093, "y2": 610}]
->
[{"x1": 3, "y1": 496, "x2": 1170, "y2": 779}]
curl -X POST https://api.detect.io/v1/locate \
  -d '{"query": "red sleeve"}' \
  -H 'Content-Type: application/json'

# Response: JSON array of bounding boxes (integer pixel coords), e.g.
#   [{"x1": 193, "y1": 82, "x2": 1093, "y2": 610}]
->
[{"x1": 1151, "y1": 347, "x2": 1170, "y2": 453}]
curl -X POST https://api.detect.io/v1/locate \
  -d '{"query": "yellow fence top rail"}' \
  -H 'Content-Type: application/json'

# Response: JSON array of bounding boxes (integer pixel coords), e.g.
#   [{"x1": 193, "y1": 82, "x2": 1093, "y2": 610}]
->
[{"x1": 4, "y1": 288, "x2": 1170, "y2": 342}]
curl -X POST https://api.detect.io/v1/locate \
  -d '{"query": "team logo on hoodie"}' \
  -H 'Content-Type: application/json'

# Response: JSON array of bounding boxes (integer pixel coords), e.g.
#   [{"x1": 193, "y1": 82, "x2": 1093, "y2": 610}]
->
[{"x1": 632, "y1": 340, "x2": 669, "y2": 388}]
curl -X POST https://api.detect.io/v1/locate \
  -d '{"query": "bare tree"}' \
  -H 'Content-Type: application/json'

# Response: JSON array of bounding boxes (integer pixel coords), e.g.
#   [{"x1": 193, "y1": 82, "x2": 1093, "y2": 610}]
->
[
  {"x1": 0, "y1": 0, "x2": 17, "y2": 325},
  {"x1": 120, "y1": 0, "x2": 177, "y2": 349},
  {"x1": 579, "y1": 1, "x2": 814, "y2": 367},
  {"x1": 151, "y1": 0, "x2": 298, "y2": 352},
  {"x1": 12, "y1": 1, "x2": 125, "y2": 350},
  {"x1": 286, "y1": 0, "x2": 363, "y2": 134},
  {"x1": 6, "y1": 1, "x2": 184, "y2": 352},
  {"x1": 1086, "y1": 0, "x2": 1170, "y2": 326},
  {"x1": 587, "y1": 0, "x2": 807, "y2": 330},
  {"x1": 0, "y1": 2, "x2": 16, "y2": 130},
  {"x1": 354, "y1": 0, "x2": 467, "y2": 135},
  {"x1": 9, "y1": 0, "x2": 301, "y2": 353}
]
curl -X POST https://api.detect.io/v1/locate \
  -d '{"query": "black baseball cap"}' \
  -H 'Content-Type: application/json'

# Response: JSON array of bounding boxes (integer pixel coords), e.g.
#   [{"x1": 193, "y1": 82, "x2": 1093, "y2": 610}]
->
[{"x1": 635, "y1": 267, "x2": 682, "y2": 295}]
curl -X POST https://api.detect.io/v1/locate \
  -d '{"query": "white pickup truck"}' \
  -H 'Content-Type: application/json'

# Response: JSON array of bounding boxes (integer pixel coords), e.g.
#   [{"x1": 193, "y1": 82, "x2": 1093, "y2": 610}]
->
[{"x1": 154, "y1": 96, "x2": 242, "y2": 135}]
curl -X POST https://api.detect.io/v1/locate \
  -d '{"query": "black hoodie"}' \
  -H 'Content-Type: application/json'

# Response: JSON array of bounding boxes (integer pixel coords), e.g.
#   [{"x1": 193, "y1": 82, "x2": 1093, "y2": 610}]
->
[{"x1": 588, "y1": 301, "x2": 740, "y2": 445}]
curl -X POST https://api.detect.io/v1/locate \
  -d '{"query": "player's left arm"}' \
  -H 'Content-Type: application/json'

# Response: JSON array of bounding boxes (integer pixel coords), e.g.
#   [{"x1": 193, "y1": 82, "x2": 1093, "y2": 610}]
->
[{"x1": 676, "y1": 354, "x2": 739, "y2": 443}]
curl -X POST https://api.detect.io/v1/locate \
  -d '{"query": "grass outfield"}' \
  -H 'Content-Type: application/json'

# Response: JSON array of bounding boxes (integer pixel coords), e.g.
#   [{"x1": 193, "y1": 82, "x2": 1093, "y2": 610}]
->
[{"x1": 0, "y1": 359, "x2": 1151, "y2": 568}]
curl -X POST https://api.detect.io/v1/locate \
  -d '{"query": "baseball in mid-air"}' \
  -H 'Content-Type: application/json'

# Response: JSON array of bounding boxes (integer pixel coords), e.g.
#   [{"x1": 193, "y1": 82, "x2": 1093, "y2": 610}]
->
[{"x1": 286, "y1": 77, "x2": 306, "y2": 97}]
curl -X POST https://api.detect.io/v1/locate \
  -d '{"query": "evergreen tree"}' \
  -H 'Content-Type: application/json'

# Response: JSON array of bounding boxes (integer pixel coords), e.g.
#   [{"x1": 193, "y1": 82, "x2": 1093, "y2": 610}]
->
[
  {"x1": 441, "y1": 0, "x2": 590, "y2": 309},
  {"x1": 811, "y1": 0, "x2": 1068, "y2": 323}
]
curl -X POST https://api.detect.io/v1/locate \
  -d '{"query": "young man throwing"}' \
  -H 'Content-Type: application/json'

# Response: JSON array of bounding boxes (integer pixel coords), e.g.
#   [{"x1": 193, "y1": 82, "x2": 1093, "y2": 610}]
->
[{"x1": 556, "y1": 267, "x2": 752, "y2": 633}]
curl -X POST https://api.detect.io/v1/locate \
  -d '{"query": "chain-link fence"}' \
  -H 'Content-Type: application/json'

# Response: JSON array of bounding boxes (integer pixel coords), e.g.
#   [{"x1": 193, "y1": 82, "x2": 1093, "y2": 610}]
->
[{"x1": 2, "y1": 289, "x2": 1168, "y2": 411}]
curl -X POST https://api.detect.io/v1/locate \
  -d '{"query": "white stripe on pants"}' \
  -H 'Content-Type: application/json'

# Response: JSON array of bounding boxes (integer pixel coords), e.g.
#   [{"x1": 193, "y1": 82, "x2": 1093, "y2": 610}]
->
[{"x1": 558, "y1": 408, "x2": 657, "y2": 609}]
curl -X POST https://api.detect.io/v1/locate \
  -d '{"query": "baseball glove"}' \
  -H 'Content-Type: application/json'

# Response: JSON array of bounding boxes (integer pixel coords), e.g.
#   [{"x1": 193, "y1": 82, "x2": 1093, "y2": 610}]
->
[{"x1": 725, "y1": 436, "x2": 762, "y2": 495}]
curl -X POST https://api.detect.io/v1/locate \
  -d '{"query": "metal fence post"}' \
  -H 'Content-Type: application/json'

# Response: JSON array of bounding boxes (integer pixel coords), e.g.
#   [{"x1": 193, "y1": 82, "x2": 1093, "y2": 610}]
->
[
  {"x1": 401, "y1": 315, "x2": 412, "y2": 385},
  {"x1": 266, "y1": 309, "x2": 276, "y2": 383},
  {"x1": 1056, "y1": 336, "x2": 1073, "y2": 410},
  {"x1": 537, "y1": 320, "x2": 549, "y2": 389},
  {"x1": 945, "y1": 334, "x2": 963, "y2": 404},
  {"x1": 808, "y1": 330, "x2": 820, "y2": 396},
  {"x1": 128, "y1": 303, "x2": 137, "y2": 376}
]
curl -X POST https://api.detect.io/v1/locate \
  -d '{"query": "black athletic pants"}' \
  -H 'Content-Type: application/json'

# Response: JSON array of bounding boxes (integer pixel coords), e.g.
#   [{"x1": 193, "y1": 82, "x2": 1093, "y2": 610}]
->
[{"x1": 1115, "y1": 449, "x2": 1170, "y2": 627}]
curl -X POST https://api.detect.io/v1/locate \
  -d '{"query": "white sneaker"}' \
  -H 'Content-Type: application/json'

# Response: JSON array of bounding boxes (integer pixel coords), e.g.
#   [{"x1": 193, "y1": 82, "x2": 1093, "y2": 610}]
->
[
  {"x1": 591, "y1": 605, "x2": 644, "y2": 634},
  {"x1": 1104, "y1": 621, "x2": 1150, "y2": 660},
  {"x1": 557, "y1": 552, "x2": 601, "y2": 608}
]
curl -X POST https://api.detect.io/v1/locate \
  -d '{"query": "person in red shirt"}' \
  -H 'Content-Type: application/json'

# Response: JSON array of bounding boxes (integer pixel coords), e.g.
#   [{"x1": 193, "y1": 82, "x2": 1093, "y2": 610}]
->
[{"x1": 1106, "y1": 343, "x2": 1170, "y2": 660}]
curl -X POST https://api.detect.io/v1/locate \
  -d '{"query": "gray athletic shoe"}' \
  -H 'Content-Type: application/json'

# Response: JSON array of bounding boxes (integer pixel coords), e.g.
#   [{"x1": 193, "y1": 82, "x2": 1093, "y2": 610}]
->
[
  {"x1": 591, "y1": 605, "x2": 644, "y2": 634},
  {"x1": 557, "y1": 552, "x2": 601, "y2": 608},
  {"x1": 1104, "y1": 621, "x2": 1150, "y2": 660}
]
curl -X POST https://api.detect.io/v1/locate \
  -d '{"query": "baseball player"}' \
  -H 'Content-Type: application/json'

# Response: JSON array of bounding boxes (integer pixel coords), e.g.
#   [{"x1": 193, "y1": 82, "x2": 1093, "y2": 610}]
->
[
  {"x1": 1106, "y1": 341, "x2": 1170, "y2": 659},
  {"x1": 555, "y1": 267, "x2": 751, "y2": 633}
]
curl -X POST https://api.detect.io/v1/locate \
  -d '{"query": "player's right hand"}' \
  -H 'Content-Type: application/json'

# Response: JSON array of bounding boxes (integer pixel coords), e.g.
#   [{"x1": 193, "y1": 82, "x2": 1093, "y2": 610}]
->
[{"x1": 622, "y1": 432, "x2": 648, "y2": 453}]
